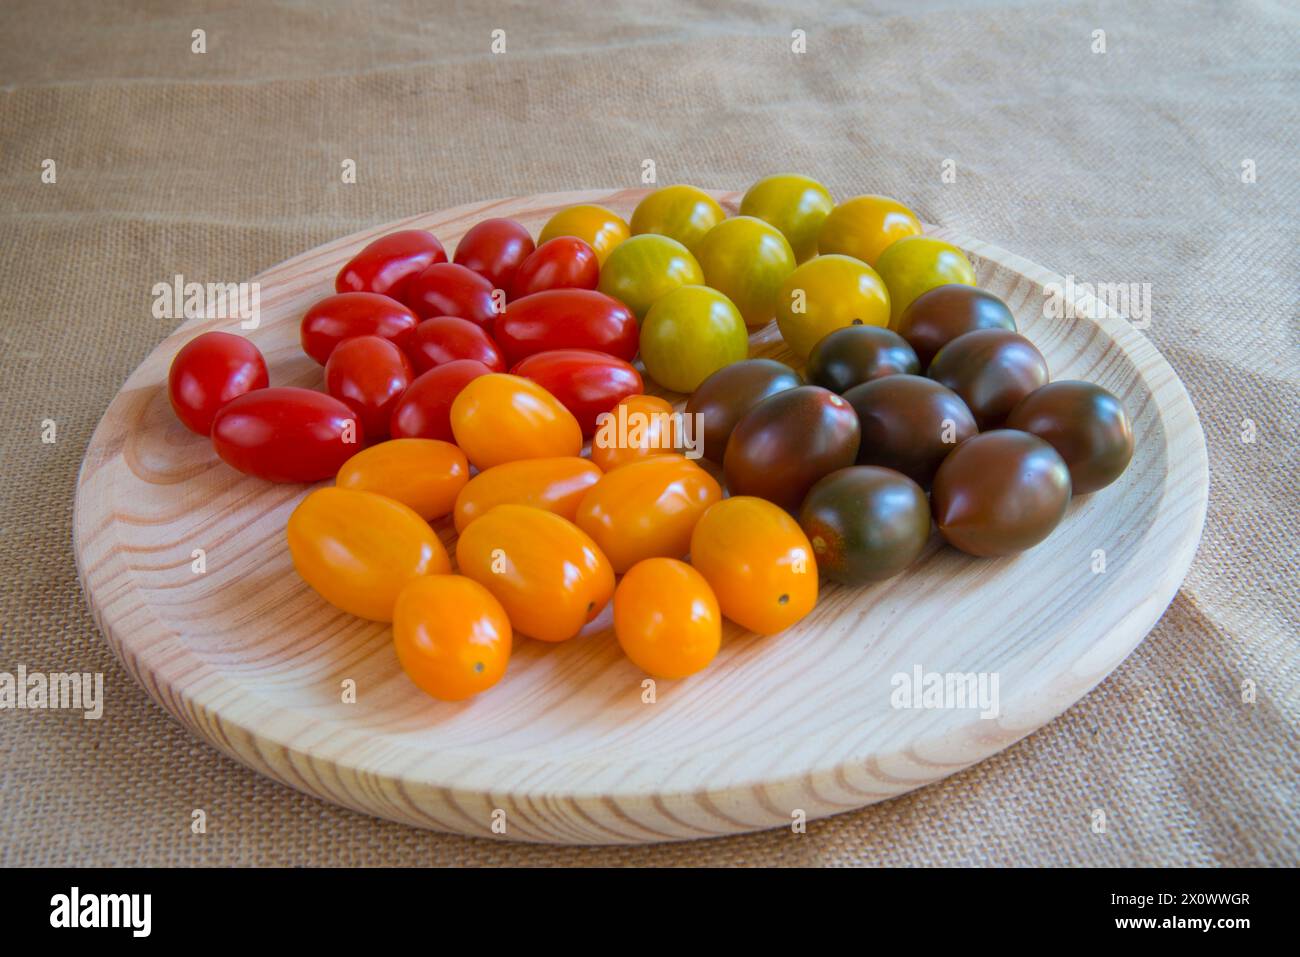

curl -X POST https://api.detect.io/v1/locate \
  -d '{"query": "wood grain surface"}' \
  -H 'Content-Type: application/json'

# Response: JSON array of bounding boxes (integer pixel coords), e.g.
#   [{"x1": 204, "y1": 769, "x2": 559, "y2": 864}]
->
[{"x1": 73, "y1": 188, "x2": 1209, "y2": 844}]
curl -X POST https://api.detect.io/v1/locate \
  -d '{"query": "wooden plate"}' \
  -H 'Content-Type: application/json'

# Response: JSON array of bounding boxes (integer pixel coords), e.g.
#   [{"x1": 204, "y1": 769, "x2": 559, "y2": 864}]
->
[{"x1": 74, "y1": 188, "x2": 1208, "y2": 844}]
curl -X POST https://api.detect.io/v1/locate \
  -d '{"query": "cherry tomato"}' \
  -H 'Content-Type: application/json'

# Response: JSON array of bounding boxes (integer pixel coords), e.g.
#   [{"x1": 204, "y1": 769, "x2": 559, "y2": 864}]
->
[
  {"x1": 393, "y1": 575, "x2": 512, "y2": 701},
  {"x1": 817, "y1": 195, "x2": 922, "y2": 267},
  {"x1": 689, "y1": 496, "x2": 818, "y2": 635},
  {"x1": 389, "y1": 359, "x2": 492, "y2": 441},
  {"x1": 775, "y1": 254, "x2": 890, "y2": 359},
  {"x1": 614, "y1": 558, "x2": 721, "y2": 679},
  {"x1": 629, "y1": 185, "x2": 726, "y2": 254},
  {"x1": 449, "y1": 372, "x2": 582, "y2": 470},
  {"x1": 874, "y1": 236, "x2": 976, "y2": 326},
  {"x1": 640, "y1": 285, "x2": 748, "y2": 393},
  {"x1": 456, "y1": 504, "x2": 615, "y2": 643},
  {"x1": 406, "y1": 316, "x2": 505, "y2": 374},
  {"x1": 590, "y1": 394, "x2": 679, "y2": 471},
  {"x1": 511, "y1": 349, "x2": 643, "y2": 437},
  {"x1": 509, "y1": 237, "x2": 600, "y2": 299},
  {"x1": 286, "y1": 486, "x2": 449, "y2": 621},
  {"x1": 212, "y1": 387, "x2": 364, "y2": 483},
  {"x1": 300, "y1": 292, "x2": 420, "y2": 365},
  {"x1": 496, "y1": 289, "x2": 639, "y2": 365},
  {"x1": 168, "y1": 331, "x2": 268, "y2": 436},
  {"x1": 335, "y1": 229, "x2": 447, "y2": 301},
  {"x1": 575, "y1": 455, "x2": 721, "y2": 573},
  {"x1": 402, "y1": 261, "x2": 500, "y2": 330},
  {"x1": 538, "y1": 204, "x2": 630, "y2": 266},
  {"x1": 453, "y1": 456, "x2": 602, "y2": 533},
  {"x1": 695, "y1": 215, "x2": 796, "y2": 328},
  {"x1": 453, "y1": 218, "x2": 535, "y2": 291},
  {"x1": 336, "y1": 438, "x2": 469, "y2": 521},
  {"x1": 739, "y1": 174, "x2": 834, "y2": 263},
  {"x1": 597, "y1": 234, "x2": 703, "y2": 321},
  {"x1": 324, "y1": 335, "x2": 413, "y2": 440}
]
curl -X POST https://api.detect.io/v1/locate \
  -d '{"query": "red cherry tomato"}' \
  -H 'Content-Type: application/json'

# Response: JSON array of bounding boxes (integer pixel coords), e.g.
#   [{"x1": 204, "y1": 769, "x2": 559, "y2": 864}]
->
[
  {"x1": 406, "y1": 316, "x2": 505, "y2": 375},
  {"x1": 453, "y1": 218, "x2": 535, "y2": 292},
  {"x1": 496, "y1": 289, "x2": 639, "y2": 365},
  {"x1": 335, "y1": 229, "x2": 447, "y2": 301},
  {"x1": 510, "y1": 237, "x2": 599, "y2": 299},
  {"x1": 300, "y1": 292, "x2": 419, "y2": 365},
  {"x1": 389, "y1": 359, "x2": 492, "y2": 441},
  {"x1": 511, "y1": 349, "x2": 643, "y2": 437},
  {"x1": 211, "y1": 387, "x2": 364, "y2": 482},
  {"x1": 168, "y1": 331, "x2": 269, "y2": 436},
  {"x1": 401, "y1": 262, "x2": 500, "y2": 331},
  {"x1": 324, "y1": 335, "x2": 413, "y2": 440}
]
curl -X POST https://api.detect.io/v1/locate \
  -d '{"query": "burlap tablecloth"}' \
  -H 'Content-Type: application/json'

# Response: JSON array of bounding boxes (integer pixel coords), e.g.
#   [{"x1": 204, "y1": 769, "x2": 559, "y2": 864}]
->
[{"x1": 1, "y1": 0, "x2": 1296, "y2": 866}]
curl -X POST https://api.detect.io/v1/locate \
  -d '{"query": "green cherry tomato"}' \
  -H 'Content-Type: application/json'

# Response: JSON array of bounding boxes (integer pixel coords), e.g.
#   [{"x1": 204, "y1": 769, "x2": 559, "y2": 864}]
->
[
  {"x1": 695, "y1": 216, "x2": 796, "y2": 328},
  {"x1": 597, "y1": 234, "x2": 703, "y2": 322},
  {"x1": 640, "y1": 286, "x2": 749, "y2": 393},
  {"x1": 630, "y1": 185, "x2": 726, "y2": 255},
  {"x1": 874, "y1": 236, "x2": 976, "y2": 327},
  {"x1": 775, "y1": 254, "x2": 891, "y2": 359},
  {"x1": 739, "y1": 174, "x2": 834, "y2": 263}
]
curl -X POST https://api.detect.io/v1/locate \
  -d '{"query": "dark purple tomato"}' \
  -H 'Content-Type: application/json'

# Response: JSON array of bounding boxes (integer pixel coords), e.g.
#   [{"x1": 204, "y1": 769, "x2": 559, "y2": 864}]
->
[
  {"x1": 211, "y1": 387, "x2": 364, "y2": 483},
  {"x1": 930, "y1": 430, "x2": 1072, "y2": 557},
  {"x1": 1005, "y1": 380, "x2": 1134, "y2": 494},
  {"x1": 895, "y1": 284, "x2": 1017, "y2": 370},
  {"x1": 453, "y1": 218, "x2": 535, "y2": 292},
  {"x1": 927, "y1": 328, "x2": 1049, "y2": 430},
  {"x1": 723, "y1": 386, "x2": 861, "y2": 512},
  {"x1": 844, "y1": 374, "x2": 977, "y2": 488},
  {"x1": 805, "y1": 325, "x2": 920, "y2": 394},
  {"x1": 684, "y1": 358, "x2": 802, "y2": 464},
  {"x1": 799, "y1": 466, "x2": 931, "y2": 585}
]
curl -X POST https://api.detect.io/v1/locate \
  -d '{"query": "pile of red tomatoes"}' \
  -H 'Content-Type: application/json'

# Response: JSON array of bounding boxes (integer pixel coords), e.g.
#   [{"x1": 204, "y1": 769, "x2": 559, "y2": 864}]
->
[{"x1": 167, "y1": 175, "x2": 1134, "y2": 702}]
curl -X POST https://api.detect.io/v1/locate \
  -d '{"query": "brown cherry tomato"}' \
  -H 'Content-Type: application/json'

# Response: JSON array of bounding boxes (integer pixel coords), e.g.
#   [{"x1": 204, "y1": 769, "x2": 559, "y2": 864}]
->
[
  {"x1": 335, "y1": 229, "x2": 447, "y2": 301},
  {"x1": 805, "y1": 324, "x2": 920, "y2": 394},
  {"x1": 895, "y1": 284, "x2": 1017, "y2": 370},
  {"x1": 510, "y1": 237, "x2": 600, "y2": 299},
  {"x1": 406, "y1": 316, "x2": 506, "y2": 374},
  {"x1": 324, "y1": 335, "x2": 413, "y2": 440},
  {"x1": 843, "y1": 374, "x2": 977, "y2": 488},
  {"x1": 685, "y1": 358, "x2": 802, "y2": 464},
  {"x1": 927, "y1": 329, "x2": 1049, "y2": 430},
  {"x1": 337, "y1": 438, "x2": 469, "y2": 521},
  {"x1": 300, "y1": 292, "x2": 420, "y2": 365},
  {"x1": 453, "y1": 456, "x2": 603, "y2": 533},
  {"x1": 1004, "y1": 380, "x2": 1134, "y2": 494},
  {"x1": 389, "y1": 359, "x2": 492, "y2": 441},
  {"x1": 453, "y1": 218, "x2": 535, "y2": 292}
]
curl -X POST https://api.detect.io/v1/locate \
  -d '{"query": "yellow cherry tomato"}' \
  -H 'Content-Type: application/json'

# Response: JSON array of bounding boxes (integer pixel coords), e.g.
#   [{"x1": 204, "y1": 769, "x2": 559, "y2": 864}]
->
[
  {"x1": 775, "y1": 254, "x2": 891, "y2": 359},
  {"x1": 817, "y1": 195, "x2": 923, "y2": 267},
  {"x1": 456, "y1": 505, "x2": 614, "y2": 643},
  {"x1": 538, "y1": 204, "x2": 630, "y2": 266},
  {"x1": 393, "y1": 575, "x2": 511, "y2": 701},
  {"x1": 574, "y1": 454, "x2": 721, "y2": 574},
  {"x1": 689, "y1": 496, "x2": 818, "y2": 635},
  {"x1": 336, "y1": 438, "x2": 468, "y2": 521},
  {"x1": 640, "y1": 285, "x2": 749, "y2": 393},
  {"x1": 597, "y1": 234, "x2": 703, "y2": 321},
  {"x1": 614, "y1": 558, "x2": 721, "y2": 679},
  {"x1": 287, "y1": 486, "x2": 450, "y2": 622},
  {"x1": 450, "y1": 372, "x2": 582, "y2": 470},
  {"x1": 695, "y1": 215, "x2": 796, "y2": 328},
  {"x1": 629, "y1": 185, "x2": 726, "y2": 254},
  {"x1": 590, "y1": 394, "x2": 680, "y2": 471},
  {"x1": 739, "y1": 174, "x2": 834, "y2": 263},
  {"x1": 453, "y1": 456, "x2": 602, "y2": 533},
  {"x1": 875, "y1": 235, "x2": 977, "y2": 326}
]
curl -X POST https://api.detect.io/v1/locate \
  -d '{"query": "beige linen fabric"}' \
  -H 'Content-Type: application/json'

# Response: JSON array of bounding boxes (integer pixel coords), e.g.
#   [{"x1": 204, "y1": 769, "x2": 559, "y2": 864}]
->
[{"x1": 1, "y1": 0, "x2": 1296, "y2": 866}]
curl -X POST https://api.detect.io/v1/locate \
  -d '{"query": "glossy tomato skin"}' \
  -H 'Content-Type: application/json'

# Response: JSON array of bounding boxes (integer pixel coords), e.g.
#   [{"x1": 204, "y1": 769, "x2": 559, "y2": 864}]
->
[
  {"x1": 389, "y1": 359, "x2": 492, "y2": 441},
  {"x1": 453, "y1": 218, "x2": 535, "y2": 291},
  {"x1": 336, "y1": 438, "x2": 469, "y2": 521},
  {"x1": 685, "y1": 358, "x2": 802, "y2": 463},
  {"x1": 496, "y1": 289, "x2": 639, "y2": 365},
  {"x1": 695, "y1": 216, "x2": 796, "y2": 328},
  {"x1": 168, "y1": 331, "x2": 269, "y2": 435},
  {"x1": 335, "y1": 229, "x2": 447, "y2": 301},
  {"x1": 393, "y1": 576, "x2": 511, "y2": 701},
  {"x1": 805, "y1": 325, "x2": 920, "y2": 394},
  {"x1": 875, "y1": 236, "x2": 977, "y2": 326},
  {"x1": 449, "y1": 373, "x2": 582, "y2": 470},
  {"x1": 775, "y1": 254, "x2": 891, "y2": 359},
  {"x1": 324, "y1": 335, "x2": 413, "y2": 440},
  {"x1": 453, "y1": 456, "x2": 602, "y2": 533},
  {"x1": 406, "y1": 316, "x2": 505, "y2": 375},
  {"x1": 456, "y1": 504, "x2": 615, "y2": 643},
  {"x1": 629, "y1": 185, "x2": 726, "y2": 254},
  {"x1": 510, "y1": 349, "x2": 643, "y2": 437},
  {"x1": 844, "y1": 374, "x2": 977, "y2": 488},
  {"x1": 639, "y1": 285, "x2": 748, "y2": 394},
  {"x1": 212, "y1": 387, "x2": 364, "y2": 482},
  {"x1": 286, "y1": 486, "x2": 449, "y2": 621},
  {"x1": 739, "y1": 174, "x2": 834, "y2": 263},
  {"x1": 896, "y1": 284, "x2": 1017, "y2": 370},
  {"x1": 597, "y1": 234, "x2": 703, "y2": 321},
  {"x1": 1004, "y1": 380, "x2": 1134, "y2": 494},
  {"x1": 510, "y1": 237, "x2": 599, "y2": 299},
  {"x1": 817, "y1": 195, "x2": 922, "y2": 267},
  {"x1": 615, "y1": 558, "x2": 721, "y2": 679},
  {"x1": 538, "y1": 205, "x2": 629, "y2": 266},
  {"x1": 927, "y1": 329, "x2": 1049, "y2": 430},
  {"x1": 590, "y1": 394, "x2": 680, "y2": 471},
  {"x1": 402, "y1": 262, "x2": 500, "y2": 331},
  {"x1": 300, "y1": 292, "x2": 420, "y2": 365}
]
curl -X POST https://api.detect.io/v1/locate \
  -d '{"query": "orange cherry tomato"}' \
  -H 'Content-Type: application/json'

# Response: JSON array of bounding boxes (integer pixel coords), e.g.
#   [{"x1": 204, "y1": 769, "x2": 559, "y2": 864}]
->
[
  {"x1": 574, "y1": 455, "x2": 721, "y2": 574},
  {"x1": 614, "y1": 558, "x2": 721, "y2": 679},
  {"x1": 335, "y1": 438, "x2": 468, "y2": 521},
  {"x1": 449, "y1": 372, "x2": 582, "y2": 470},
  {"x1": 287, "y1": 487, "x2": 450, "y2": 622},
  {"x1": 456, "y1": 505, "x2": 614, "y2": 643},
  {"x1": 590, "y1": 394, "x2": 680, "y2": 471},
  {"x1": 538, "y1": 204, "x2": 630, "y2": 266},
  {"x1": 393, "y1": 575, "x2": 512, "y2": 701},
  {"x1": 689, "y1": 496, "x2": 818, "y2": 635},
  {"x1": 453, "y1": 456, "x2": 602, "y2": 533}
]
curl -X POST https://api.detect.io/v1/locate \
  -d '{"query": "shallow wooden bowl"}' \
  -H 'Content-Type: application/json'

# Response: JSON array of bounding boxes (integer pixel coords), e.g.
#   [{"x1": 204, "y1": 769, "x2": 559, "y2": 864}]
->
[{"x1": 74, "y1": 188, "x2": 1208, "y2": 844}]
